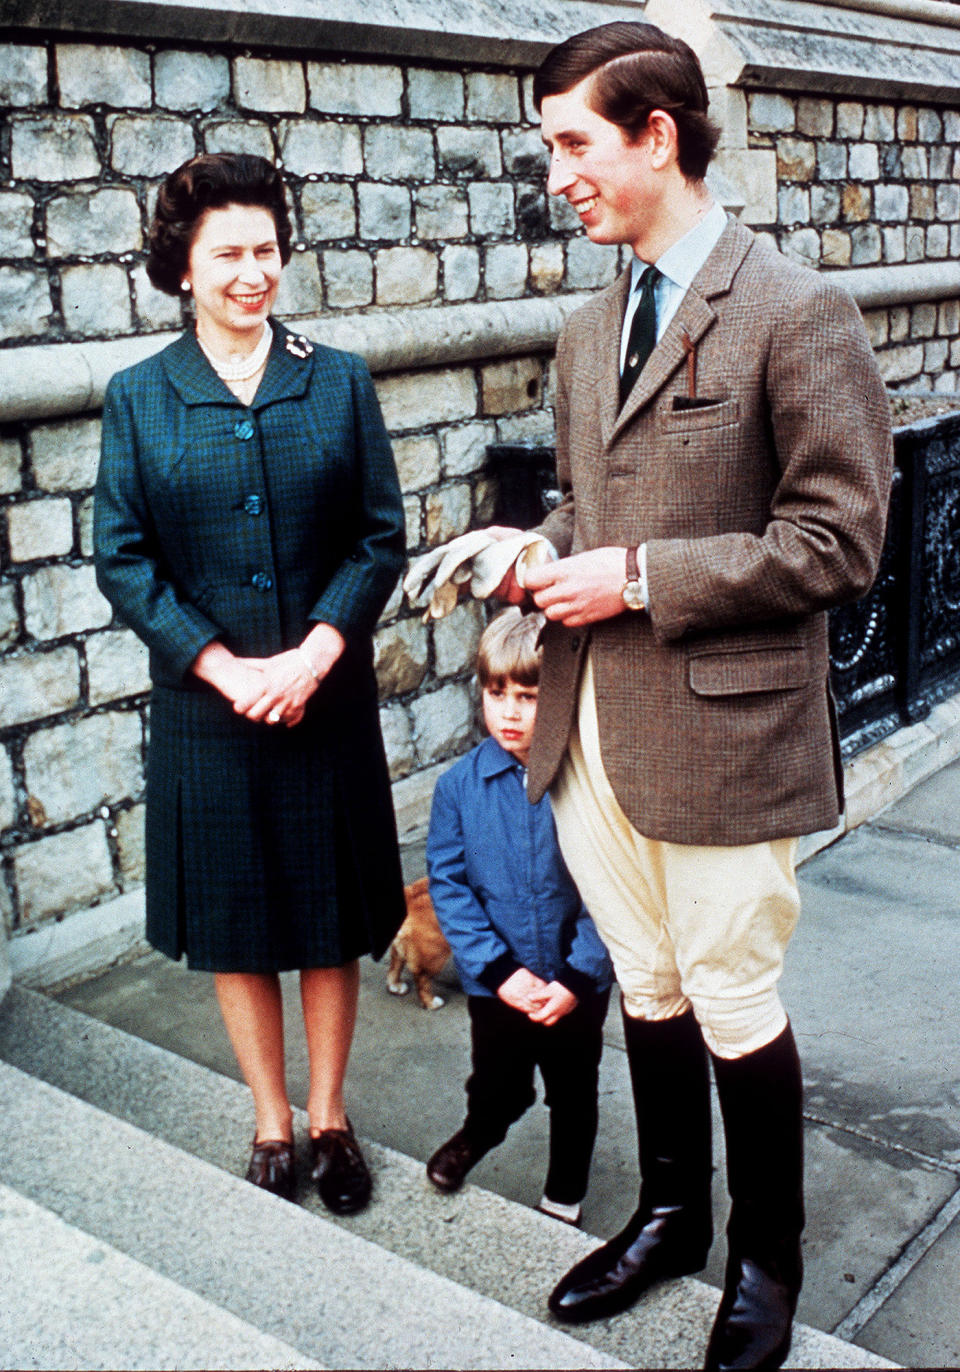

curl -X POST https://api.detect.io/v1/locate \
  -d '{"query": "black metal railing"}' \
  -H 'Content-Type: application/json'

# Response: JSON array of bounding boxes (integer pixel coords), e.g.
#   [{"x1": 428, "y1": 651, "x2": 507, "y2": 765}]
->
[{"x1": 487, "y1": 413, "x2": 960, "y2": 758}]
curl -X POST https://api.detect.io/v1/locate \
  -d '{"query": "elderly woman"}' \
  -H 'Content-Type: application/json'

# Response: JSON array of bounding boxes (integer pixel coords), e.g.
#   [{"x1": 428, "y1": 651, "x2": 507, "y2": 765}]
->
[{"x1": 94, "y1": 153, "x2": 406, "y2": 1213}]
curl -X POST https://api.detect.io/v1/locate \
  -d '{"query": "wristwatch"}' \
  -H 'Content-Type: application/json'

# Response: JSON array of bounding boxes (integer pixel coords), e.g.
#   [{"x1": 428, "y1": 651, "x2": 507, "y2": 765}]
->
[{"x1": 621, "y1": 545, "x2": 645, "y2": 611}]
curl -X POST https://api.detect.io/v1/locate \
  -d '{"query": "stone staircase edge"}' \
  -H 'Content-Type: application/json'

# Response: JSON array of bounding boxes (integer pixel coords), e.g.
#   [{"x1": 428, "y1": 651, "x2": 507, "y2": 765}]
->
[
  {"x1": 0, "y1": 1179, "x2": 326, "y2": 1372},
  {"x1": 0, "y1": 1054, "x2": 628, "y2": 1371},
  {"x1": 0, "y1": 985, "x2": 897, "y2": 1370}
]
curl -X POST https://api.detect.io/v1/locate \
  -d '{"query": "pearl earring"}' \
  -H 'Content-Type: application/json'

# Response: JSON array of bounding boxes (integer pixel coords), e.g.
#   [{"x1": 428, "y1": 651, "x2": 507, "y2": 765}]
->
[{"x1": 181, "y1": 280, "x2": 190, "y2": 292}]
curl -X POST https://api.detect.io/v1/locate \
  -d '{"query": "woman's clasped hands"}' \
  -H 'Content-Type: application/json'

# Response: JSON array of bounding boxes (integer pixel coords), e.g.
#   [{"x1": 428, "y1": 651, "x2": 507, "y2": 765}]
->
[{"x1": 192, "y1": 622, "x2": 346, "y2": 728}]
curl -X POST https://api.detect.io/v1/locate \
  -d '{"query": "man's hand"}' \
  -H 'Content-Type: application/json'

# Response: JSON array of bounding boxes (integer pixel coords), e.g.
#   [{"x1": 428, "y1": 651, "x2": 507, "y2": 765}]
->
[
  {"x1": 498, "y1": 966, "x2": 548, "y2": 1013},
  {"x1": 523, "y1": 546, "x2": 628, "y2": 626},
  {"x1": 526, "y1": 981, "x2": 578, "y2": 1026},
  {"x1": 485, "y1": 525, "x2": 530, "y2": 604}
]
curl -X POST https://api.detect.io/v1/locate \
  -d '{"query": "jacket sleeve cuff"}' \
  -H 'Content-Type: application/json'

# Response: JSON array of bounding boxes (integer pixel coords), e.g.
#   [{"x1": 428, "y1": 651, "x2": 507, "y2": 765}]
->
[
  {"x1": 477, "y1": 951, "x2": 523, "y2": 994},
  {"x1": 555, "y1": 967, "x2": 596, "y2": 1000}
]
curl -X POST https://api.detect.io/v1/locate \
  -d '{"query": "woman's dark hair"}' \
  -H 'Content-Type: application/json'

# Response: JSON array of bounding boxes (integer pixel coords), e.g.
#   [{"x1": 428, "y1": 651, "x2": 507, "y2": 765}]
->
[
  {"x1": 146, "y1": 152, "x2": 294, "y2": 295},
  {"x1": 533, "y1": 21, "x2": 720, "y2": 181}
]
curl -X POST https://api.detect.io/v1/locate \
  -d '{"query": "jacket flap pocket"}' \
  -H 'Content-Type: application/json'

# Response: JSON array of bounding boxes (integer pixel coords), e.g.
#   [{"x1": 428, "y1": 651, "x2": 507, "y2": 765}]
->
[{"x1": 689, "y1": 646, "x2": 816, "y2": 696}]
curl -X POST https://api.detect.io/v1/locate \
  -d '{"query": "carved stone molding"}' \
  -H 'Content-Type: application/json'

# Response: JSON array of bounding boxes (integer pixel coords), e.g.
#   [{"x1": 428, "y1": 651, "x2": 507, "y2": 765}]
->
[
  {"x1": 0, "y1": 0, "x2": 640, "y2": 67},
  {"x1": 646, "y1": 0, "x2": 960, "y2": 103},
  {"x1": 4, "y1": 263, "x2": 960, "y2": 425}
]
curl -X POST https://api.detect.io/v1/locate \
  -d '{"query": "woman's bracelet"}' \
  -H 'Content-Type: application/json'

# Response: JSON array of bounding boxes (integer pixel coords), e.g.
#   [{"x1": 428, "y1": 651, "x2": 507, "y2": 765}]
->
[{"x1": 297, "y1": 646, "x2": 321, "y2": 681}]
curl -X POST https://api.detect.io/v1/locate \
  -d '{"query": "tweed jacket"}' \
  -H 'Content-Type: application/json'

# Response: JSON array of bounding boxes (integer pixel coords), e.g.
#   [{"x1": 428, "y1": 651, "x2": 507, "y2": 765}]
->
[
  {"x1": 94, "y1": 320, "x2": 404, "y2": 688},
  {"x1": 527, "y1": 219, "x2": 894, "y2": 846}
]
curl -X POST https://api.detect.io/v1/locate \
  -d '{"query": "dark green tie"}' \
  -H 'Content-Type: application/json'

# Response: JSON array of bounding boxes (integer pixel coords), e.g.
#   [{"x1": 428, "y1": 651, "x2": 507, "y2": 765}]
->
[{"x1": 620, "y1": 265, "x2": 660, "y2": 408}]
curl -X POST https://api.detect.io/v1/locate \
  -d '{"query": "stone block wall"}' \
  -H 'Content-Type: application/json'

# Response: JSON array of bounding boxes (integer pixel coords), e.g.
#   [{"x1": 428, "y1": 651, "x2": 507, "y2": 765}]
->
[
  {"x1": 0, "y1": 33, "x2": 623, "y2": 940},
  {"x1": 0, "y1": 40, "x2": 621, "y2": 348},
  {"x1": 746, "y1": 90, "x2": 960, "y2": 393},
  {"x1": 4, "y1": 3, "x2": 960, "y2": 960}
]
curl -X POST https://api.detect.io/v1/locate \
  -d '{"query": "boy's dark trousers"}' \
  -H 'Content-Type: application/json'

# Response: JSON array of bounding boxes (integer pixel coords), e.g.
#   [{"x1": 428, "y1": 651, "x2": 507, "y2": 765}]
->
[{"x1": 463, "y1": 988, "x2": 610, "y2": 1204}]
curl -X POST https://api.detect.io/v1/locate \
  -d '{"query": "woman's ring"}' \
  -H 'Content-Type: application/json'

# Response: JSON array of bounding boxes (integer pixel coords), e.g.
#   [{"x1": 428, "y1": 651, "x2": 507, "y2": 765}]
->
[{"x1": 268, "y1": 709, "x2": 282, "y2": 724}]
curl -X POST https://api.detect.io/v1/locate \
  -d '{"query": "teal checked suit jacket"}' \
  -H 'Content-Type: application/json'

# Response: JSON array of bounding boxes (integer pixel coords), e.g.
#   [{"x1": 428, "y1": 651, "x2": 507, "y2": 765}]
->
[{"x1": 94, "y1": 320, "x2": 405, "y2": 689}]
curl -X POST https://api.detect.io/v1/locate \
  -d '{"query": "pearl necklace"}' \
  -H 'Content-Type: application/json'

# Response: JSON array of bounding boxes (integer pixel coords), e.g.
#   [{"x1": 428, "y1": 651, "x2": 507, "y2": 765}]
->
[{"x1": 197, "y1": 321, "x2": 272, "y2": 381}]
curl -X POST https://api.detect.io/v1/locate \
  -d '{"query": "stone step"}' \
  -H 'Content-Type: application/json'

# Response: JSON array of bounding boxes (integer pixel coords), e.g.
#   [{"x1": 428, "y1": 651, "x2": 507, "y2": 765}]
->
[
  {"x1": 0, "y1": 1180, "x2": 323, "y2": 1372},
  {"x1": 0, "y1": 986, "x2": 895, "y2": 1370},
  {"x1": 0, "y1": 1056, "x2": 623, "y2": 1371}
]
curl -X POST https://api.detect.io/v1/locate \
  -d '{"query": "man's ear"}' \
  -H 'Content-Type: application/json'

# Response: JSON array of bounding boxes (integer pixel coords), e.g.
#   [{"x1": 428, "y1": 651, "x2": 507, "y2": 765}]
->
[{"x1": 645, "y1": 108, "x2": 680, "y2": 170}]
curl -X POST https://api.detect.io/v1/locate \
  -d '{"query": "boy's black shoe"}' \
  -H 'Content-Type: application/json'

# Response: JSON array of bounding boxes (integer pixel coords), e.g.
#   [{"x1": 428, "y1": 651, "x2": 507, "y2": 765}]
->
[{"x1": 426, "y1": 1129, "x2": 482, "y2": 1192}]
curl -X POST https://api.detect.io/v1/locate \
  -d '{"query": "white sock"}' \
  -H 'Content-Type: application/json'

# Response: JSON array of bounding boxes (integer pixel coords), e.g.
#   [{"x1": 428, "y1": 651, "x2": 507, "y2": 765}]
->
[{"x1": 537, "y1": 1195, "x2": 582, "y2": 1225}]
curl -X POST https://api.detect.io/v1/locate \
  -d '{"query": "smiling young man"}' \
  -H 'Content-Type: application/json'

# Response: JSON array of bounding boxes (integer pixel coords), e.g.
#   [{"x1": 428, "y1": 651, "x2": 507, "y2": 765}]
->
[{"x1": 490, "y1": 20, "x2": 893, "y2": 1371}]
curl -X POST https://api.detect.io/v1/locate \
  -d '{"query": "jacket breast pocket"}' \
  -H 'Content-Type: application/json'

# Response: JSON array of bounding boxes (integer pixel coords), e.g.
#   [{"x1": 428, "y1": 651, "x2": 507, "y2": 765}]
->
[
  {"x1": 659, "y1": 396, "x2": 740, "y2": 433},
  {"x1": 689, "y1": 646, "x2": 816, "y2": 697}
]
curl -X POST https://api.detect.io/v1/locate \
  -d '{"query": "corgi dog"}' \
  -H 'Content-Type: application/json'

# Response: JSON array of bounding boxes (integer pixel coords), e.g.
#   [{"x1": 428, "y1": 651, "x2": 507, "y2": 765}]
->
[{"x1": 387, "y1": 877, "x2": 452, "y2": 1010}]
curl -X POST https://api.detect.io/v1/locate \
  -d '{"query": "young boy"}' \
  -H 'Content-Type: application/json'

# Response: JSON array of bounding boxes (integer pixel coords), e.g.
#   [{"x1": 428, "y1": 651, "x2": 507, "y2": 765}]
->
[{"x1": 425, "y1": 607, "x2": 612, "y2": 1225}]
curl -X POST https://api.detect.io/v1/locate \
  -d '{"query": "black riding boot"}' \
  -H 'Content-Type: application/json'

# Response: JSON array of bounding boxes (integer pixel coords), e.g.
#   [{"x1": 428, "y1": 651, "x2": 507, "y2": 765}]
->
[
  {"x1": 705, "y1": 1023, "x2": 805, "y2": 1371},
  {"x1": 549, "y1": 1006, "x2": 713, "y2": 1323}
]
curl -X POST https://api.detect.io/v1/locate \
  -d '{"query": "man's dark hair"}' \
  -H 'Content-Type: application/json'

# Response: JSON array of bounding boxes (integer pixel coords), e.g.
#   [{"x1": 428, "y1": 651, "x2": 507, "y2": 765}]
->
[
  {"x1": 533, "y1": 21, "x2": 720, "y2": 181},
  {"x1": 146, "y1": 152, "x2": 294, "y2": 295}
]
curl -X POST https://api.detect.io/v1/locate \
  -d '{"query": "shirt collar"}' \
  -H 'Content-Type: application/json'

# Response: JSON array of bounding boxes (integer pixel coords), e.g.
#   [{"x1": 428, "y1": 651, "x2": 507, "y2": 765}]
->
[
  {"x1": 630, "y1": 200, "x2": 729, "y2": 294},
  {"x1": 478, "y1": 735, "x2": 526, "y2": 779}
]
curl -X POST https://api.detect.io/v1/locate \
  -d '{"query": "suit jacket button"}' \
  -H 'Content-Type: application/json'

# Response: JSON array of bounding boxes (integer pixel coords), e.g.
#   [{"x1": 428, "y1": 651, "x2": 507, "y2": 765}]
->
[
  {"x1": 243, "y1": 494, "x2": 263, "y2": 515},
  {"x1": 234, "y1": 418, "x2": 255, "y2": 440},
  {"x1": 251, "y1": 571, "x2": 272, "y2": 591}
]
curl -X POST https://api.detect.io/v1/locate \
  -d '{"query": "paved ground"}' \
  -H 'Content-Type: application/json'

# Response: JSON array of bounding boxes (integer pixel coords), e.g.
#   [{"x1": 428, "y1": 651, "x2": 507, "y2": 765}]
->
[{"x1": 60, "y1": 758, "x2": 960, "y2": 1368}]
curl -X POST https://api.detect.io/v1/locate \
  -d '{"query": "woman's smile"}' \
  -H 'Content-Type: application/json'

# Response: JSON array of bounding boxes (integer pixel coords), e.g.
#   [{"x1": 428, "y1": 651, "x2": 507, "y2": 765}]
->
[{"x1": 183, "y1": 202, "x2": 282, "y2": 355}]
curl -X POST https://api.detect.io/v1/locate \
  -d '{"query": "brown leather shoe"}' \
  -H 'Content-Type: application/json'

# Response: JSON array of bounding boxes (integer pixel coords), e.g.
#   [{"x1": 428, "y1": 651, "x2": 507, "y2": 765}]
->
[
  {"x1": 426, "y1": 1129, "x2": 481, "y2": 1193},
  {"x1": 245, "y1": 1138, "x2": 295, "y2": 1201},
  {"x1": 309, "y1": 1118, "x2": 371, "y2": 1215}
]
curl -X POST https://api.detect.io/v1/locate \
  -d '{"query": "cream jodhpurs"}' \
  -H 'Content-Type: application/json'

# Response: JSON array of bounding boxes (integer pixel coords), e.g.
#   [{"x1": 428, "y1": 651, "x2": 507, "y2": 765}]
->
[{"x1": 549, "y1": 656, "x2": 801, "y2": 1060}]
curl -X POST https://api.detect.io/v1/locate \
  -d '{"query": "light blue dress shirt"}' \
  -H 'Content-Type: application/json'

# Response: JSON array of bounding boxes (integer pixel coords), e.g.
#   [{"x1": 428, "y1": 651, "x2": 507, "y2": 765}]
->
[{"x1": 619, "y1": 200, "x2": 729, "y2": 372}]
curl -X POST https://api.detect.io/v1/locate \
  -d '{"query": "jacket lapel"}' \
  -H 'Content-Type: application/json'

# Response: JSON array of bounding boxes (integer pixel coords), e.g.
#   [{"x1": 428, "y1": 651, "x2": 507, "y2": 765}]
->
[
  {"x1": 252, "y1": 322, "x2": 314, "y2": 409},
  {"x1": 160, "y1": 321, "x2": 314, "y2": 408},
  {"x1": 161, "y1": 330, "x2": 233, "y2": 407},
  {"x1": 610, "y1": 218, "x2": 754, "y2": 441},
  {"x1": 598, "y1": 269, "x2": 634, "y2": 450}
]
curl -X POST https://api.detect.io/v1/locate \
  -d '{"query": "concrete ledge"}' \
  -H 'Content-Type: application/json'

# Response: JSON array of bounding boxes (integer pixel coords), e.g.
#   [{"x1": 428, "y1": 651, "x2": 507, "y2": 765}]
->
[
  {"x1": 0, "y1": 930, "x2": 10, "y2": 1006},
  {"x1": 840, "y1": 262, "x2": 960, "y2": 312},
  {"x1": 5, "y1": 262, "x2": 960, "y2": 425},
  {"x1": 815, "y1": 0, "x2": 960, "y2": 28},
  {"x1": 9, "y1": 888, "x2": 149, "y2": 992},
  {"x1": 798, "y1": 692, "x2": 960, "y2": 864},
  {"x1": 13, "y1": 688, "x2": 960, "y2": 993},
  {"x1": 0, "y1": 294, "x2": 593, "y2": 424},
  {"x1": 648, "y1": 0, "x2": 960, "y2": 102},
  {"x1": 2, "y1": 0, "x2": 641, "y2": 67}
]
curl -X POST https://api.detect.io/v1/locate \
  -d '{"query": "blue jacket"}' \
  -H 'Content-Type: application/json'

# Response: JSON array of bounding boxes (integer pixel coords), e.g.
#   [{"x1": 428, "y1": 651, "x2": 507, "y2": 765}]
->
[{"x1": 427, "y1": 736, "x2": 613, "y2": 999}]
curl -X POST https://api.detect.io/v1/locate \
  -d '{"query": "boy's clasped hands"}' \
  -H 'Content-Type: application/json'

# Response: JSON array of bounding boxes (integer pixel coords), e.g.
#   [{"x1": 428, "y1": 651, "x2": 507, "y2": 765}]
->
[{"x1": 498, "y1": 967, "x2": 578, "y2": 1026}]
